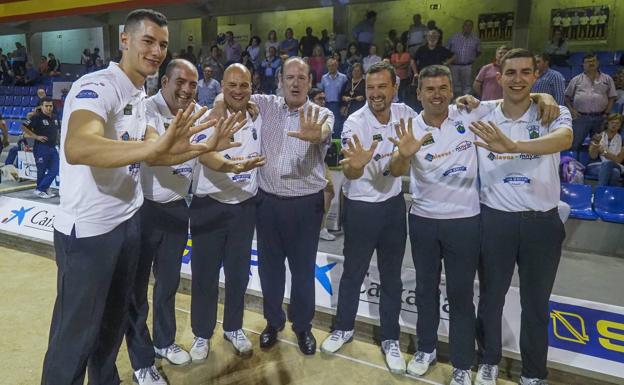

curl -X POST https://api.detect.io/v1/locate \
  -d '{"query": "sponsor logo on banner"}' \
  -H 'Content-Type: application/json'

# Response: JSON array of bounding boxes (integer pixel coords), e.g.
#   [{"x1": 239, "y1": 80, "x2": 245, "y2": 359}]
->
[{"x1": 0, "y1": 198, "x2": 56, "y2": 239}]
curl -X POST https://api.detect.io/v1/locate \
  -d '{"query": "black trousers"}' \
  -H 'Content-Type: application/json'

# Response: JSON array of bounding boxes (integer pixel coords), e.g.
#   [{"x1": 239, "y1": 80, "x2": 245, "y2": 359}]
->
[
  {"x1": 409, "y1": 213, "x2": 480, "y2": 370},
  {"x1": 125, "y1": 199, "x2": 189, "y2": 370},
  {"x1": 41, "y1": 213, "x2": 141, "y2": 385},
  {"x1": 190, "y1": 195, "x2": 256, "y2": 338},
  {"x1": 477, "y1": 205, "x2": 564, "y2": 379},
  {"x1": 334, "y1": 194, "x2": 406, "y2": 341},
  {"x1": 256, "y1": 189, "x2": 324, "y2": 333}
]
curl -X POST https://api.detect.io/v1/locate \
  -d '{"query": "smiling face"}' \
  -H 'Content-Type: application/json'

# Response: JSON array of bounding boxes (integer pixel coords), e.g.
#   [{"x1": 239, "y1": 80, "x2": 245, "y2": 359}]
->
[
  {"x1": 222, "y1": 64, "x2": 252, "y2": 113},
  {"x1": 417, "y1": 75, "x2": 452, "y2": 117},
  {"x1": 120, "y1": 19, "x2": 168, "y2": 79},
  {"x1": 365, "y1": 69, "x2": 396, "y2": 114},
  {"x1": 282, "y1": 59, "x2": 311, "y2": 108},
  {"x1": 161, "y1": 62, "x2": 198, "y2": 112},
  {"x1": 497, "y1": 56, "x2": 537, "y2": 104}
]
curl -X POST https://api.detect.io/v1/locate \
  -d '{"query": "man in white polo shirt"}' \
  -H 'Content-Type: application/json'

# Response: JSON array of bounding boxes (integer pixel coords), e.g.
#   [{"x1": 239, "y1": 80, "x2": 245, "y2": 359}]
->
[
  {"x1": 388, "y1": 64, "x2": 498, "y2": 385},
  {"x1": 42, "y1": 10, "x2": 218, "y2": 385},
  {"x1": 470, "y1": 49, "x2": 572, "y2": 385},
  {"x1": 320, "y1": 61, "x2": 420, "y2": 374},
  {"x1": 188, "y1": 64, "x2": 265, "y2": 360}
]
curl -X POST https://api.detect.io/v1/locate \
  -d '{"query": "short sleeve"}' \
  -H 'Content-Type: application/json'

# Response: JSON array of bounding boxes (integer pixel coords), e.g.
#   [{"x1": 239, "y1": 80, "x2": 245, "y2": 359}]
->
[
  {"x1": 68, "y1": 79, "x2": 117, "y2": 122},
  {"x1": 468, "y1": 100, "x2": 498, "y2": 120},
  {"x1": 23, "y1": 116, "x2": 35, "y2": 129},
  {"x1": 564, "y1": 77, "x2": 578, "y2": 98},
  {"x1": 341, "y1": 115, "x2": 356, "y2": 145},
  {"x1": 549, "y1": 106, "x2": 573, "y2": 133},
  {"x1": 607, "y1": 76, "x2": 617, "y2": 98},
  {"x1": 475, "y1": 65, "x2": 487, "y2": 82}
]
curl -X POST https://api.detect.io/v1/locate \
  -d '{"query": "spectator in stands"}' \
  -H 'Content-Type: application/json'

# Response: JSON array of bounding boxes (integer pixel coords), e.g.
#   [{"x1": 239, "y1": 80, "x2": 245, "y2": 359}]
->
[
  {"x1": 473, "y1": 45, "x2": 509, "y2": 101},
  {"x1": 320, "y1": 29, "x2": 331, "y2": 56},
  {"x1": 260, "y1": 46, "x2": 280, "y2": 94},
  {"x1": 333, "y1": 50, "x2": 349, "y2": 74},
  {"x1": 352, "y1": 11, "x2": 377, "y2": 56},
  {"x1": 363, "y1": 44, "x2": 381, "y2": 73},
  {"x1": 81, "y1": 49, "x2": 92, "y2": 71},
  {"x1": 246, "y1": 36, "x2": 261, "y2": 70},
  {"x1": 384, "y1": 29, "x2": 398, "y2": 58},
  {"x1": 299, "y1": 27, "x2": 320, "y2": 58},
  {"x1": 0, "y1": 54, "x2": 11, "y2": 85},
  {"x1": 36, "y1": 55, "x2": 47, "y2": 77},
  {"x1": 12, "y1": 42, "x2": 27, "y2": 76},
  {"x1": 320, "y1": 57, "x2": 348, "y2": 137},
  {"x1": 345, "y1": 42, "x2": 362, "y2": 74},
  {"x1": 587, "y1": 113, "x2": 624, "y2": 185},
  {"x1": 341, "y1": 62, "x2": 365, "y2": 118},
  {"x1": 544, "y1": 29, "x2": 569, "y2": 66},
  {"x1": 447, "y1": 19, "x2": 481, "y2": 97},
  {"x1": 411, "y1": 29, "x2": 454, "y2": 76},
  {"x1": 309, "y1": 45, "x2": 326, "y2": 87},
  {"x1": 407, "y1": 14, "x2": 428, "y2": 57},
  {"x1": 252, "y1": 72, "x2": 263, "y2": 94},
  {"x1": 90, "y1": 47, "x2": 101, "y2": 66},
  {"x1": 532, "y1": 53, "x2": 566, "y2": 105},
  {"x1": 224, "y1": 31, "x2": 242, "y2": 64},
  {"x1": 0, "y1": 114, "x2": 8, "y2": 150},
  {"x1": 565, "y1": 53, "x2": 617, "y2": 151},
  {"x1": 183, "y1": 45, "x2": 197, "y2": 65},
  {"x1": 240, "y1": 51, "x2": 256, "y2": 76},
  {"x1": 23, "y1": 62, "x2": 39, "y2": 85},
  {"x1": 265, "y1": 30, "x2": 280, "y2": 59},
  {"x1": 197, "y1": 65, "x2": 221, "y2": 108},
  {"x1": 390, "y1": 41, "x2": 411, "y2": 103},
  {"x1": 279, "y1": 28, "x2": 299, "y2": 57},
  {"x1": 427, "y1": 20, "x2": 443, "y2": 43},
  {"x1": 203, "y1": 45, "x2": 225, "y2": 82},
  {"x1": 613, "y1": 67, "x2": 624, "y2": 109},
  {"x1": 47, "y1": 53, "x2": 61, "y2": 76},
  {"x1": 20, "y1": 97, "x2": 60, "y2": 198},
  {"x1": 4, "y1": 137, "x2": 29, "y2": 168}
]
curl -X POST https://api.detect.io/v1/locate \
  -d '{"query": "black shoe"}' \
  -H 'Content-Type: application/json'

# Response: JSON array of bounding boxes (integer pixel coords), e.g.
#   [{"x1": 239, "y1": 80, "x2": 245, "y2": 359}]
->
[
  {"x1": 260, "y1": 324, "x2": 283, "y2": 349},
  {"x1": 294, "y1": 330, "x2": 317, "y2": 355}
]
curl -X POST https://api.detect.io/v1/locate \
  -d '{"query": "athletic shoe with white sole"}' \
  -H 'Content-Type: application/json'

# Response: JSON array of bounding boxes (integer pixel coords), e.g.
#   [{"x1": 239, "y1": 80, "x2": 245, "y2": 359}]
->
[
  {"x1": 189, "y1": 336, "x2": 210, "y2": 361},
  {"x1": 33, "y1": 190, "x2": 53, "y2": 199},
  {"x1": 406, "y1": 349, "x2": 437, "y2": 376},
  {"x1": 224, "y1": 329, "x2": 253, "y2": 356},
  {"x1": 45, "y1": 189, "x2": 56, "y2": 197},
  {"x1": 319, "y1": 228, "x2": 336, "y2": 241},
  {"x1": 381, "y1": 339, "x2": 406, "y2": 374},
  {"x1": 133, "y1": 365, "x2": 167, "y2": 385},
  {"x1": 320, "y1": 329, "x2": 354, "y2": 354},
  {"x1": 450, "y1": 368, "x2": 472, "y2": 385},
  {"x1": 154, "y1": 343, "x2": 191, "y2": 365},
  {"x1": 475, "y1": 364, "x2": 498, "y2": 385},
  {"x1": 519, "y1": 376, "x2": 549, "y2": 385}
]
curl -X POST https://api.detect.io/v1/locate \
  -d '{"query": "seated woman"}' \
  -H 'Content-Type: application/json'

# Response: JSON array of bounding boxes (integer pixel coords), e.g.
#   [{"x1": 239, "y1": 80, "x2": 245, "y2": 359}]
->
[
  {"x1": 587, "y1": 113, "x2": 624, "y2": 186},
  {"x1": 544, "y1": 28, "x2": 569, "y2": 66}
]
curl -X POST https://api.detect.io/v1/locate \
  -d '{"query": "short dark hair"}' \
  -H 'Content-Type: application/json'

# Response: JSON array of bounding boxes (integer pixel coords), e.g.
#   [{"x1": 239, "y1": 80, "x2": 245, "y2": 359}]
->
[
  {"x1": 164, "y1": 58, "x2": 196, "y2": 78},
  {"x1": 41, "y1": 97, "x2": 53, "y2": 104},
  {"x1": 124, "y1": 9, "x2": 168, "y2": 32},
  {"x1": 367, "y1": 61, "x2": 396, "y2": 85},
  {"x1": 536, "y1": 52, "x2": 550, "y2": 63},
  {"x1": 366, "y1": 11, "x2": 377, "y2": 19},
  {"x1": 418, "y1": 65, "x2": 452, "y2": 89},
  {"x1": 500, "y1": 48, "x2": 536, "y2": 71},
  {"x1": 583, "y1": 52, "x2": 598, "y2": 61},
  {"x1": 308, "y1": 88, "x2": 324, "y2": 99}
]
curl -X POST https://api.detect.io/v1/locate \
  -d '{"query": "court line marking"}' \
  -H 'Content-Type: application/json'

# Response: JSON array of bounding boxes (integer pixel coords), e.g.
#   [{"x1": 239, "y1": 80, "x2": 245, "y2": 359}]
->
[{"x1": 171, "y1": 304, "x2": 445, "y2": 385}]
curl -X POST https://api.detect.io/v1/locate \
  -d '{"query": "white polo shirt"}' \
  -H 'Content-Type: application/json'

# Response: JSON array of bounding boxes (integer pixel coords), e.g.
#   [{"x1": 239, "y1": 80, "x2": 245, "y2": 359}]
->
[
  {"x1": 55, "y1": 62, "x2": 147, "y2": 238},
  {"x1": 410, "y1": 103, "x2": 497, "y2": 219},
  {"x1": 194, "y1": 111, "x2": 262, "y2": 204},
  {"x1": 477, "y1": 103, "x2": 573, "y2": 212},
  {"x1": 141, "y1": 91, "x2": 200, "y2": 204},
  {"x1": 341, "y1": 103, "x2": 416, "y2": 203}
]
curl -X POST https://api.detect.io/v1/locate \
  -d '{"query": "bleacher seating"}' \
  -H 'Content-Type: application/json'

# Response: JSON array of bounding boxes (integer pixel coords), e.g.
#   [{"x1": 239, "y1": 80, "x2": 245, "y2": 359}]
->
[
  {"x1": 594, "y1": 186, "x2": 624, "y2": 224},
  {"x1": 560, "y1": 183, "x2": 599, "y2": 220}
]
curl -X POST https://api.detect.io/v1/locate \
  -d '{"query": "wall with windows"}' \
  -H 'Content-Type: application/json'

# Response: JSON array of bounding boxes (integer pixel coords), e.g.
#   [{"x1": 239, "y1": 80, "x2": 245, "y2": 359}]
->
[
  {"x1": 41, "y1": 27, "x2": 104, "y2": 64},
  {"x1": 0, "y1": 35, "x2": 27, "y2": 58}
]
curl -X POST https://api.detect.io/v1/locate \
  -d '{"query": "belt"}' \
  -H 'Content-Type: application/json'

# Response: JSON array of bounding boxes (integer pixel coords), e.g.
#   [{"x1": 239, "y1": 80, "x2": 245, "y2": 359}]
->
[
  {"x1": 452, "y1": 62, "x2": 474, "y2": 66},
  {"x1": 259, "y1": 189, "x2": 322, "y2": 200},
  {"x1": 578, "y1": 112, "x2": 603, "y2": 116},
  {"x1": 482, "y1": 204, "x2": 558, "y2": 218}
]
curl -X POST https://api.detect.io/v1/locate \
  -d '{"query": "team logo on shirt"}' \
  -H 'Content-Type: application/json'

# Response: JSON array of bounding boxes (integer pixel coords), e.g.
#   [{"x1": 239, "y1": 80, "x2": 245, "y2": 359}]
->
[
  {"x1": 425, "y1": 153, "x2": 434, "y2": 162},
  {"x1": 528, "y1": 125, "x2": 540, "y2": 139},
  {"x1": 124, "y1": 104, "x2": 133, "y2": 115},
  {"x1": 519, "y1": 153, "x2": 541, "y2": 160},
  {"x1": 374, "y1": 154, "x2": 382, "y2": 161},
  {"x1": 252, "y1": 127, "x2": 258, "y2": 140},
  {"x1": 442, "y1": 165, "x2": 467, "y2": 177},
  {"x1": 487, "y1": 152, "x2": 496, "y2": 161},
  {"x1": 422, "y1": 136, "x2": 435, "y2": 146},
  {"x1": 42, "y1": 119, "x2": 49, "y2": 126},
  {"x1": 373, "y1": 133, "x2": 383, "y2": 142},
  {"x1": 455, "y1": 121, "x2": 466, "y2": 134},
  {"x1": 503, "y1": 173, "x2": 531, "y2": 186},
  {"x1": 192, "y1": 134, "x2": 207, "y2": 143},
  {"x1": 120, "y1": 132, "x2": 130, "y2": 141},
  {"x1": 455, "y1": 140, "x2": 472, "y2": 152},
  {"x1": 76, "y1": 89, "x2": 98, "y2": 99}
]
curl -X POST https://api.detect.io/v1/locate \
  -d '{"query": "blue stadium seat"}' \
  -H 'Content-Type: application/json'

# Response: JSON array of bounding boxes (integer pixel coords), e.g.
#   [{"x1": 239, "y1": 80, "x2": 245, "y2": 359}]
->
[
  {"x1": 2, "y1": 106, "x2": 11, "y2": 117},
  {"x1": 560, "y1": 150, "x2": 577, "y2": 159},
  {"x1": 8, "y1": 121, "x2": 23, "y2": 136},
  {"x1": 28, "y1": 86, "x2": 37, "y2": 95},
  {"x1": 19, "y1": 107, "x2": 30, "y2": 119},
  {"x1": 615, "y1": 50, "x2": 623, "y2": 65},
  {"x1": 569, "y1": 52, "x2": 586, "y2": 66},
  {"x1": 10, "y1": 107, "x2": 21, "y2": 119},
  {"x1": 0, "y1": 86, "x2": 6, "y2": 95},
  {"x1": 601, "y1": 65, "x2": 619, "y2": 77},
  {"x1": 29, "y1": 96, "x2": 38, "y2": 107},
  {"x1": 0, "y1": 96, "x2": 5, "y2": 105},
  {"x1": 20, "y1": 96, "x2": 29, "y2": 107},
  {"x1": 560, "y1": 183, "x2": 598, "y2": 220},
  {"x1": 594, "y1": 186, "x2": 624, "y2": 223},
  {"x1": 578, "y1": 150, "x2": 590, "y2": 166},
  {"x1": 596, "y1": 51, "x2": 614, "y2": 65}
]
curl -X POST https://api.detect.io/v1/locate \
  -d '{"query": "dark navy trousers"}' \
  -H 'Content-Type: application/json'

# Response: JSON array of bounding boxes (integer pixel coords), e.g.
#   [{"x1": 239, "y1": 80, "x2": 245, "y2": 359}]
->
[
  {"x1": 125, "y1": 198, "x2": 189, "y2": 370},
  {"x1": 41, "y1": 213, "x2": 141, "y2": 385},
  {"x1": 333, "y1": 193, "x2": 406, "y2": 341},
  {"x1": 33, "y1": 143, "x2": 59, "y2": 192},
  {"x1": 190, "y1": 195, "x2": 256, "y2": 338},
  {"x1": 256, "y1": 189, "x2": 324, "y2": 333}
]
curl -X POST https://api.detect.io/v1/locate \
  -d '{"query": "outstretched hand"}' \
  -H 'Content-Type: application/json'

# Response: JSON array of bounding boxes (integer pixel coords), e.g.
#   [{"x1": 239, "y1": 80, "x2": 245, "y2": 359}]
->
[
  {"x1": 287, "y1": 105, "x2": 329, "y2": 143},
  {"x1": 202, "y1": 111, "x2": 247, "y2": 152},
  {"x1": 339, "y1": 134, "x2": 378, "y2": 170},
  {"x1": 230, "y1": 156, "x2": 266, "y2": 174},
  {"x1": 152, "y1": 103, "x2": 213, "y2": 161},
  {"x1": 470, "y1": 120, "x2": 518, "y2": 153},
  {"x1": 388, "y1": 118, "x2": 432, "y2": 159}
]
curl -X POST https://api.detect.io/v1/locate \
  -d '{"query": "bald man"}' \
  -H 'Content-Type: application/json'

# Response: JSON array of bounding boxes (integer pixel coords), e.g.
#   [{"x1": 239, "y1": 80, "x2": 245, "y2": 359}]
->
[
  {"x1": 188, "y1": 64, "x2": 265, "y2": 359},
  {"x1": 124, "y1": 59, "x2": 244, "y2": 385}
]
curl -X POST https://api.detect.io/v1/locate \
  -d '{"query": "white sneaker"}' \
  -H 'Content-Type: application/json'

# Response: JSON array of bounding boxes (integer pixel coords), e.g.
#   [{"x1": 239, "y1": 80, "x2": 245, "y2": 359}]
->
[
  {"x1": 154, "y1": 343, "x2": 191, "y2": 365},
  {"x1": 450, "y1": 368, "x2": 472, "y2": 385},
  {"x1": 133, "y1": 365, "x2": 167, "y2": 385},
  {"x1": 45, "y1": 188, "x2": 56, "y2": 197},
  {"x1": 319, "y1": 228, "x2": 336, "y2": 241},
  {"x1": 33, "y1": 190, "x2": 53, "y2": 199},
  {"x1": 406, "y1": 349, "x2": 437, "y2": 376},
  {"x1": 320, "y1": 329, "x2": 354, "y2": 354},
  {"x1": 519, "y1": 376, "x2": 548, "y2": 385},
  {"x1": 189, "y1": 336, "x2": 210, "y2": 361},
  {"x1": 381, "y1": 339, "x2": 406, "y2": 374},
  {"x1": 475, "y1": 364, "x2": 498, "y2": 385},
  {"x1": 224, "y1": 329, "x2": 253, "y2": 356}
]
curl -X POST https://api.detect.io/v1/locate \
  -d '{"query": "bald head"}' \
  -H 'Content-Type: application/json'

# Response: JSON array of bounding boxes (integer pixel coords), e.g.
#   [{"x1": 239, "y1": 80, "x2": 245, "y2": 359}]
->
[
  {"x1": 223, "y1": 63, "x2": 252, "y2": 82},
  {"x1": 161, "y1": 58, "x2": 198, "y2": 113},
  {"x1": 222, "y1": 63, "x2": 252, "y2": 112},
  {"x1": 165, "y1": 58, "x2": 197, "y2": 79}
]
